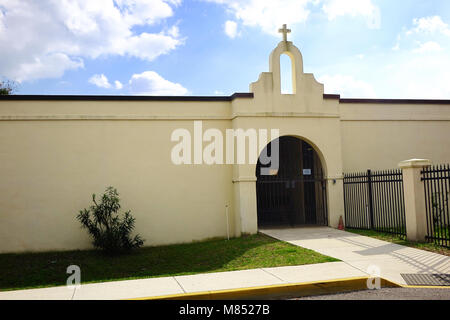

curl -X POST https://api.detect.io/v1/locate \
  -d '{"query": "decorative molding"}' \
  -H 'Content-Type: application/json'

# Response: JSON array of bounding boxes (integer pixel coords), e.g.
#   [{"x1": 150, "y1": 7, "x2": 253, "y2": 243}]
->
[
  {"x1": 231, "y1": 112, "x2": 340, "y2": 119},
  {"x1": 0, "y1": 112, "x2": 341, "y2": 121},
  {"x1": 232, "y1": 177, "x2": 258, "y2": 183},
  {"x1": 398, "y1": 159, "x2": 432, "y2": 169},
  {"x1": 0, "y1": 115, "x2": 232, "y2": 121},
  {"x1": 3, "y1": 114, "x2": 450, "y2": 122},
  {"x1": 2, "y1": 94, "x2": 450, "y2": 105},
  {"x1": 341, "y1": 116, "x2": 450, "y2": 122},
  {"x1": 326, "y1": 175, "x2": 344, "y2": 180}
]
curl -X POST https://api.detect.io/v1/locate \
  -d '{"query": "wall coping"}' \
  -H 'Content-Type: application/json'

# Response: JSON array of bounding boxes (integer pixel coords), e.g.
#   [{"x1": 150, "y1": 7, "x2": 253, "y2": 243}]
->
[
  {"x1": 0, "y1": 93, "x2": 254, "y2": 102},
  {"x1": 398, "y1": 159, "x2": 432, "y2": 169},
  {"x1": 2, "y1": 94, "x2": 450, "y2": 105}
]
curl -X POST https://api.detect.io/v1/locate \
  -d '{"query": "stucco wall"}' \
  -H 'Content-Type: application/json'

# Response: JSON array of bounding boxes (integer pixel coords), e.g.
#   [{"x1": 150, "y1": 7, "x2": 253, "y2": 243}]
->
[
  {"x1": 340, "y1": 102, "x2": 450, "y2": 172},
  {"x1": 1, "y1": 98, "x2": 450, "y2": 253},
  {"x1": 0, "y1": 100, "x2": 236, "y2": 253}
]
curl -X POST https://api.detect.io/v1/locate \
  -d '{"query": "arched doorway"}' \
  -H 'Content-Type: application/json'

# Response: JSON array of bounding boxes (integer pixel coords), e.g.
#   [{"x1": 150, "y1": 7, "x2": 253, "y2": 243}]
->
[{"x1": 256, "y1": 136, "x2": 328, "y2": 228}]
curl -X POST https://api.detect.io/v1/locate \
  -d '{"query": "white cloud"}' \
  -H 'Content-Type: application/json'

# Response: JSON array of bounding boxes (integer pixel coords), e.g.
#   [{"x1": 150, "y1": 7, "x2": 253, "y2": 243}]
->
[
  {"x1": 167, "y1": 25, "x2": 180, "y2": 38},
  {"x1": 409, "y1": 16, "x2": 450, "y2": 36},
  {"x1": 0, "y1": 0, "x2": 183, "y2": 82},
  {"x1": 224, "y1": 20, "x2": 238, "y2": 38},
  {"x1": 318, "y1": 74, "x2": 377, "y2": 98},
  {"x1": 204, "y1": 0, "x2": 312, "y2": 35},
  {"x1": 322, "y1": 0, "x2": 380, "y2": 29},
  {"x1": 413, "y1": 41, "x2": 443, "y2": 54},
  {"x1": 0, "y1": 10, "x2": 4, "y2": 32},
  {"x1": 380, "y1": 15, "x2": 450, "y2": 98},
  {"x1": 129, "y1": 71, "x2": 188, "y2": 95},
  {"x1": 382, "y1": 51, "x2": 450, "y2": 99},
  {"x1": 14, "y1": 53, "x2": 84, "y2": 82},
  {"x1": 115, "y1": 80, "x2": 124, "y2": 90},
  {"x1": 89, "y1": 74, "x2": 111, "y2": 89},
  {"x1": 205, "y1": 0, "x2": 380, "y2": 35},
  {"x1": 89, "y1": 75, "x2": 124, "y2": 90}
]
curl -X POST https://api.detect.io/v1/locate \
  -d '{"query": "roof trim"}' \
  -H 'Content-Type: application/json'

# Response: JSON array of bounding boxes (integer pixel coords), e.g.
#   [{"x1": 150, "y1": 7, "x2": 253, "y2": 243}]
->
[
  {"x1": 1, "y1": 93, "x2": 450, "y2": 105},
  {"x1": 323, "y1": 94, "x2": 341, "y2": 100},
  {"x1": 0, "y1": 93, "x2": 254, "y2": 102},
  {"x1": 339, "y1": 98, "x2": 450, "y2": 105}
]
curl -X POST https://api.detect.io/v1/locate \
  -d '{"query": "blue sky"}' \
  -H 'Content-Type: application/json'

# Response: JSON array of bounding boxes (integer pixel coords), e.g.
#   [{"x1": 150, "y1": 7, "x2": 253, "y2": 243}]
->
[{"x1": 0, "y1": 0, "x2": 449, "y2": 98}]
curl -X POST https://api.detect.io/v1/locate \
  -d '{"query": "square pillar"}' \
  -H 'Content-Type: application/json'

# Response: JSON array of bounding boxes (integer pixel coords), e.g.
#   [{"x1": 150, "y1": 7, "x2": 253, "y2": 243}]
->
[
  {"x1": 398, "y1": 159, "x2": 431, "y2": 242},
  {"x1": 233, "y1": 177, "x2": 258, "y2": 235},
  {"x1": 327, "y1": 175, "x2": 345, "y2": 228}
]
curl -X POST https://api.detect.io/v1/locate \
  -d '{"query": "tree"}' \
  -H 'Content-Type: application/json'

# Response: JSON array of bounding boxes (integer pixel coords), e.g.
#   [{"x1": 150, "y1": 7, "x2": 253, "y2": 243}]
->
[
  {"x1": 77, "y1": 187, "x2": 145, "y2": 255},
  {"x1": 0, "y1": 80, "x2": 18, "y2": 95}
]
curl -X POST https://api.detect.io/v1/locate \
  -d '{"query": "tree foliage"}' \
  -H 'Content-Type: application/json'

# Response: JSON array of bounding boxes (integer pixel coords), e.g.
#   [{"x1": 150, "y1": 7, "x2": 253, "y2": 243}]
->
[
  {"x1": 0, "y1": 80, "x2": 18, "y2": 95},
  {"x1": 77, "y1": 187, "x2": 145, "y2": 254}
]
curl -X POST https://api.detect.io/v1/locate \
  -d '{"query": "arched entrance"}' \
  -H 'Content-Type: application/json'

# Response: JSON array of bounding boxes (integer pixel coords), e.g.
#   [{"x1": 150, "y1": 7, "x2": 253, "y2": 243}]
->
[{"x1": 256, "y1": 136, "x2": 328, "y2": 228}]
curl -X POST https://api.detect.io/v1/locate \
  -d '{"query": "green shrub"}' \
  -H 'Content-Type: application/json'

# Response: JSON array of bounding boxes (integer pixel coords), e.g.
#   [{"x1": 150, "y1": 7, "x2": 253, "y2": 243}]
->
[{"x1": 77, "y1": 187, "x2": 144, "y2": 254}]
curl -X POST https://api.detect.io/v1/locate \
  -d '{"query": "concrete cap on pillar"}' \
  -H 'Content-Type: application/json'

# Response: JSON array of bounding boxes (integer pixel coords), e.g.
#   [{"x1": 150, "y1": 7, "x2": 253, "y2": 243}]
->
[{"x1": 398, "y1": 159, "x2": 432, "y2": 168}]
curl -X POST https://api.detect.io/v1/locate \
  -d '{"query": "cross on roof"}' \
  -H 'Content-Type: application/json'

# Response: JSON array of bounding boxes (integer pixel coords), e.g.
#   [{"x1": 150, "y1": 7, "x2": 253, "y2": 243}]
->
[{"x1": 278, "y1": 24, "x2": 291, "y2": 42}]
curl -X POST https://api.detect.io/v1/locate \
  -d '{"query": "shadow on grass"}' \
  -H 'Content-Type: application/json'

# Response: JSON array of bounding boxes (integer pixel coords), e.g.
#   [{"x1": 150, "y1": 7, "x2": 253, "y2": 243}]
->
[
  {"x1": 346, "y1": 228, "x2": 450, "y2": 257},
  {"x1": 0, "y1": 233, "x2": 337, "y2": 291}
]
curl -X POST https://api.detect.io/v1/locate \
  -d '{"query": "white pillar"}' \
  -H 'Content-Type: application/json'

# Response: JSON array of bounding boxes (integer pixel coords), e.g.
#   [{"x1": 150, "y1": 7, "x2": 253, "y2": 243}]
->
[
  {"x1": 398, "y1": 159, "x2": 431, "y2": 242},
  {"x1": 233, "y1": 177, "x2": 258, "y2": 235}
]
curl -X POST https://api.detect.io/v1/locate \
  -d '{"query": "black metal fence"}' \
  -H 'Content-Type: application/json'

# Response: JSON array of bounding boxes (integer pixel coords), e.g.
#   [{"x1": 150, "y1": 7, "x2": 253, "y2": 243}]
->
[
  {"x1": 343, "y1": 169, "x2": 406, "y2": 237},
  {"x1": 421, "y1": 164, "x2": 450, "y2": 248}
]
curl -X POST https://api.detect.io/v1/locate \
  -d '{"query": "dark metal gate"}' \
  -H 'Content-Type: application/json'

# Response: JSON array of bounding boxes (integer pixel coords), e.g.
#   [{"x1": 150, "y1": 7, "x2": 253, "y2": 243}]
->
[
  {"x1": 421, "y1": 164, "x2": 450, "y2": 248},
  {"x1": 256, "y1": 137, "x2": 328, "y2": 228},
  {"x1": 256, "y1": 177, "x2": 328, "y2": 227},
  {"x1": 343, "y1": 169, "x2": 406, "y2": 237}
]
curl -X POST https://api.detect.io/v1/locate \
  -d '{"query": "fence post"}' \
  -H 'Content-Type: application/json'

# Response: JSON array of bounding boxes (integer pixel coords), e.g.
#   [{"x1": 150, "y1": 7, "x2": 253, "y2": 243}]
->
[
  {"x1": 398, "y1": 159, "x2": 431, "y2": 242},
  {"x1": 367, "y1": 169, "x2": 374, "y2": 229}
]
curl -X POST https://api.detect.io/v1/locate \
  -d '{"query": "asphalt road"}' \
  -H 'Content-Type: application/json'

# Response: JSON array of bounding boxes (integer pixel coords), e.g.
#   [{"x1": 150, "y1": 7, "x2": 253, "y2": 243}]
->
[{"x1": 294, "y1": 288, "x2": 450, "y2": 300}]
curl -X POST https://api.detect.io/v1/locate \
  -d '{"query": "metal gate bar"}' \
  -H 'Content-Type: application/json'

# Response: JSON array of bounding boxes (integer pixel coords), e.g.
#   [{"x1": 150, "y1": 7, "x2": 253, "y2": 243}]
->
[
  {"x1": 421, "y1": 164, "x2": 450, "y2": 248},
  {"x1": 343, "y1": 169, "x2": 406, "y2": 237},
  {"x1": 257, "y1": 178, "x2": 328, "y2": 228}
]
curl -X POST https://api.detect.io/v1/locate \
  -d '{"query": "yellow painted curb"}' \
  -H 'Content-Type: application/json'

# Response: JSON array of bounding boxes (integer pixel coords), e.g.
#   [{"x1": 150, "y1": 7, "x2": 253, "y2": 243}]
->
[
  {"x1": 129, "y1": 276, "x2": 400, "y2": 300},
  {"x1": 400, "y1": 285, "x2": 450, "y2": 289},
  {"x1": 384, "y1": 279, "x2": 450, "y2": 289}
]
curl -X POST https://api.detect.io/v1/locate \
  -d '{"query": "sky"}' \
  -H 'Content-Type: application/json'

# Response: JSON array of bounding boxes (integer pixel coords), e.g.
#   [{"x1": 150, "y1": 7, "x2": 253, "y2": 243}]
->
[{"x1": 0, "y1": 0, "x2": 450, "y2": 98}]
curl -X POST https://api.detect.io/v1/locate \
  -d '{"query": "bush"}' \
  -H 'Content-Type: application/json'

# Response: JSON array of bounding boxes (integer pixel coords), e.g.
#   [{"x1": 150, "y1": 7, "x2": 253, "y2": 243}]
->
[
  {"x1": 77, "y1": 187, "x2": 144, "y2": 254},
  {"x1": 0, "y1": 80, "x2": 18, "y2": 95}
]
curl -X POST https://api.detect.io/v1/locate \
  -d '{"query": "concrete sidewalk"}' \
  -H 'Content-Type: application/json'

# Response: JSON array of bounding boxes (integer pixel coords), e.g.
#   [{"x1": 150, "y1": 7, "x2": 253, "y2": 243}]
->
[
  {"x1": 0, "y1": 261, "x2": 367, "y2": 300},
  {"x1": 0, "y1": 227, "x2": 448, "y2": 300},
  {"x1": 261, "y1": 227, "x2": 450, "y2": 285}
]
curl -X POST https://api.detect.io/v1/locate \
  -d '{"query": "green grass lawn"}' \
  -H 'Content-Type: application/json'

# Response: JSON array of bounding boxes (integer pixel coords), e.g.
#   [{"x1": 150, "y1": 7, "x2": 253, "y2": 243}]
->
[
  {"x1": 346, "y1": 229, "x2": 450, "y2": 257},
  {"x1": 0, "y1": 233, "x2": 338, "y2": 291}
]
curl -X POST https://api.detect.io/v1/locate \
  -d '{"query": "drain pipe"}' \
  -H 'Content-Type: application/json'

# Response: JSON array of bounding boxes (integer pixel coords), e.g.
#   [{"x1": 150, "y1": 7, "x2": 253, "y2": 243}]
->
[{"x1": 225, "y1": 205, "x2": 230, "y2": 240}]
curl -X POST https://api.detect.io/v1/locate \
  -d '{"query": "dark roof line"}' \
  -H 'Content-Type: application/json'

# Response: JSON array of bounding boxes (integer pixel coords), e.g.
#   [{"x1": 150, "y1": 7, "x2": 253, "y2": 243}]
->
[
  {"x1": 0, "y1": 93, "x2": 254, "y2": 102},
  {"x1": 323, "y1": 94, "x2": 450, "y2": 104},
  {"x1": 339, "y1": 98, "x2": 450, "y2": 105},
  {"x1": 1, "y1": 93, "x2": 450, "y2": 105}
]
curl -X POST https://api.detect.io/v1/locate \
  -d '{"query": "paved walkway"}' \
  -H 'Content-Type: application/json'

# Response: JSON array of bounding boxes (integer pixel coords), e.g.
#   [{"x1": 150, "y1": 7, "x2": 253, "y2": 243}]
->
[
  {"x1": 0, "y1": 260, "x2": 366, "y2": 300},
  {"x1": 261, "y1": 227, "x2": 450, "y2": 285},
  {"x1": 0, "y1": 227, "x2": 448, "y2": 300}
]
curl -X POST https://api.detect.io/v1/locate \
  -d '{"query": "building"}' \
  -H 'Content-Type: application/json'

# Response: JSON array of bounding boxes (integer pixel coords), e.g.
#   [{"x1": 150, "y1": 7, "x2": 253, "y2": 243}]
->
[{"x1": 1, "y1": 32, "x2": 450, "y2": 253}]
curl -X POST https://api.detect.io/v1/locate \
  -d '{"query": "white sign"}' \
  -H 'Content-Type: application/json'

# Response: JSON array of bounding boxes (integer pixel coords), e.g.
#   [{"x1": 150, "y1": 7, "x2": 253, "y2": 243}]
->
[{"x1": 303, "y1": 169, "x2": 312, "y2": 175}]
